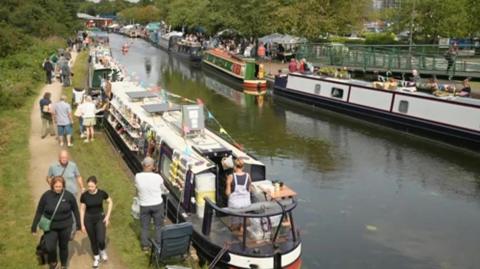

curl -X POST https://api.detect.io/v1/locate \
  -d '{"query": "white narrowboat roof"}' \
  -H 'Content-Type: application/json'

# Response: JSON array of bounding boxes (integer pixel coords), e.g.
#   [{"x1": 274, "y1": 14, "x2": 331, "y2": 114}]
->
[
  {"x1": 291, "y1": 72, "x2": 480, "y2": 107},
  {"x1": 110, "y1": 81, "x2": 263, "y2": 174}
]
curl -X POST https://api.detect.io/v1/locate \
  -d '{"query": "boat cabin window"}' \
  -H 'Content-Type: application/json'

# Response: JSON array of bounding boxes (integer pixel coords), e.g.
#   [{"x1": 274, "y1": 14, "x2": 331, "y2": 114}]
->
[
  {"x1": 315, "y1": 84, "x2": 321, "y2": 94},
  {"x1": 398, "y1": 100, "x2": 409, "y2": 113},
  {"x1": 331, "y1": 87, "x2": 344, "y2": 98},
  {"x1": 243, "y1": 163, "x2": 266, "y2": 182},
  {"x1": 160, "y1": 154, "x2": 173, "y2": 180}
]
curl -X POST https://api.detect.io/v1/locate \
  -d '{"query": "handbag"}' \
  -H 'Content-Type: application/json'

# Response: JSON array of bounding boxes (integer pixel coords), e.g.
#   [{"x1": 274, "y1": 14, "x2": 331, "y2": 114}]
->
[{"x1": 38, "y1": 190, "x2": 65, "y2": 232}]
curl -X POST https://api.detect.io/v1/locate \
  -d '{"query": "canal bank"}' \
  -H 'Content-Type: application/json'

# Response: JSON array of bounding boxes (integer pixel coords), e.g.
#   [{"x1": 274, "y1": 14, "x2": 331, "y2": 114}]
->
[{"x1": 111, "y1": 34, "x2": 480, "y2": 269}]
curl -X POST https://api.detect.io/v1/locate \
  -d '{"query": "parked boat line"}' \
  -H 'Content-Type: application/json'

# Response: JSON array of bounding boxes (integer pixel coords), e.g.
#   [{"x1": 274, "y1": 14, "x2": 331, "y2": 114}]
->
[{"x1": 273, "y1": 72, "x2": 480, "y2": 151}]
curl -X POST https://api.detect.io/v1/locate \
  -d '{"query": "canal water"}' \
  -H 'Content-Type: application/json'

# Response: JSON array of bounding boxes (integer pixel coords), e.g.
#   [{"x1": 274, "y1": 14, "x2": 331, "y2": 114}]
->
[{"x1": 109, "y1": 34, "x2": 480, "y2": 269}]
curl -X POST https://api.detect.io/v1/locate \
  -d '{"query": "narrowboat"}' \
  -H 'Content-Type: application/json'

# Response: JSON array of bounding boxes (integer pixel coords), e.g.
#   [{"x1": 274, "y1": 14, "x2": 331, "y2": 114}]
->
[
  {"x1": 156, "y1": 31, "x2": 184, "y2": 51},
  {"x1": 203, "y1": 49, "x2": 267, "y2": 90},
  {"x1": 104, "y1": 81, "x2": 302, "y2": 269},
  {"x1": 273, "y1": 72, "x2": 480, "y2": 150},
  {"x1": 169, "y1": 37, "x2": 203, "y2": 62},
  {"x1": 88, "y1": 46, "x2": 124, "y2": 92}
]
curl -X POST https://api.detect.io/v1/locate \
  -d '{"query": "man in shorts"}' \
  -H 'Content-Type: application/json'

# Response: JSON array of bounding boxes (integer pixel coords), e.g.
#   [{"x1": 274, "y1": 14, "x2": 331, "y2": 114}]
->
[{"x1": 53, "y1": 95, "x2": 74, "y2": 147}]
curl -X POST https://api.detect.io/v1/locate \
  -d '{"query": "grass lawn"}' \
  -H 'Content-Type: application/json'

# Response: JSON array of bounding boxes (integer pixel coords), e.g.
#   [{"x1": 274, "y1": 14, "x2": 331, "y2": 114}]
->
[
  {"x1": 65, "y1": 50, "x2": 199, "y2": 269},
  {"x1": 0, "y1": 37, "x2": 65, "y2": 267},
  {"x1": 0, "y1": 86, "x2": 42, "y2": 267}
]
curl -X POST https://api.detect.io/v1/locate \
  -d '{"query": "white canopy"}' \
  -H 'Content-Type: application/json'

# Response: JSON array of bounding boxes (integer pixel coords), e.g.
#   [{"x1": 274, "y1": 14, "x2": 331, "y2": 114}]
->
[{"x1": 259, "y1": 33, "x2": 307, "y2": 44}]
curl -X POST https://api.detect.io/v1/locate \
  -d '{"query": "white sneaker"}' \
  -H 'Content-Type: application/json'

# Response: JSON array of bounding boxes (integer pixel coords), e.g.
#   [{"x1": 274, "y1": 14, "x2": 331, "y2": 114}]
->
[
  {"x1": 100, "y1": 250, "x2": 108, "y2": 261},
  {"x1": 83, "y1": 139, "x2": 89, "y2": 143},
  {"x1": 93, "y1": 255, "x2": 100, "y2": 268},
  {"x1": 80, "y1": 133, "x2": 86, "y2": 138}
]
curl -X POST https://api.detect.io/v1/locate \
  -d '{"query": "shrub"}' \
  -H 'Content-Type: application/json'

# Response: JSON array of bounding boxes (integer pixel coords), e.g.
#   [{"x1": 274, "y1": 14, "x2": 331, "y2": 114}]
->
[{"x1": 364, "y1": 32, "x2": 398, "y2": 45}]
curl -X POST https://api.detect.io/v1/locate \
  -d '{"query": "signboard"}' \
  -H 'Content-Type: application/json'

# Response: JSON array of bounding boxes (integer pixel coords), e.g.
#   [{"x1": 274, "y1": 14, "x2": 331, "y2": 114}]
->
[
  {"x1": 438, "y1": 38, "x2": 450, "y2": 49},
  {"x1": 182, "y1": 105, "x2": 205, "y2": 135}
]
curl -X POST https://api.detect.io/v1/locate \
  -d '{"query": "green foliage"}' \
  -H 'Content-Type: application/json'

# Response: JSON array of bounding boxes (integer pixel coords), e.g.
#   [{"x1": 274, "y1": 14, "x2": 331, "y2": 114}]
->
[
  {"x1": 108, "y1": 0, "x2": 370, "y2": 40},
  {"x1": 328, "y1": 36, "x2": 365, "y2": 45},
  {"x1": 386, "y1": 0, "x2": 480, "y2": 42},
  {"x1": 0, "y1": 0, "x2": 81, "y2": 39},
  {"x1": 118, "y1": 5, "x2": 163, "y2": 24},
  {"x1": 78, "y1": 0, "x2": 135, "y2": 16},
  {"x1": 364, "y1": 32, "x2": 398, "y2": 45},
  {"x1": 0, "y1": 37, "x2": 65, "y2": 112}
]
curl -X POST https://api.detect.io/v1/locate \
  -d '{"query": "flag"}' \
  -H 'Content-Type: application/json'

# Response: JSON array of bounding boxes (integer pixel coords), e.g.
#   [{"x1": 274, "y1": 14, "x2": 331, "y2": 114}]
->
[
  {"x1": 234, "y1": 143, "x2": 244, "y2": 150},
  {"x1": 219, "y1": 128, "x2": 227, "y2": 134},
  {"x1": 196, "y1": 98, "x2": 204, "y2": 105},
  {"x1": 183, "y1": 146, "x2": 192, "y2": 156},
  {"x1": 183, "y1": 125, "x2": 190, "y2": 134},
  {"x1": 207, "y1": 112, "x2": 214, "y2": 119}
]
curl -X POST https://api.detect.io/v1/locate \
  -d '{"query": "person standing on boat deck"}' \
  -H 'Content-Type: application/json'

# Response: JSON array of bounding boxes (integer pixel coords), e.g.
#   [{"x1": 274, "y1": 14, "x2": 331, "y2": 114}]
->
[
  {"x1": 32, "y1": 176, "x2": 81, "y2": 269},
  {"x1": 80, "y1": 176, "x2": 113, "y2": 268},
  {"x1": 43, "y1": 58, "x2": 54, "y2": 84},
  {"x1": 40, "y1": 92, "x2": 56, "y2": 139},
  {"x1": 135, "y1": 157, "x2": 167, "y2": 251},
  {"x1": 225, "y1": 159, "x2": 252, "y2": 232},
  {"x1": 53, "y1": 95, "x2": 74, "y2": 147}
]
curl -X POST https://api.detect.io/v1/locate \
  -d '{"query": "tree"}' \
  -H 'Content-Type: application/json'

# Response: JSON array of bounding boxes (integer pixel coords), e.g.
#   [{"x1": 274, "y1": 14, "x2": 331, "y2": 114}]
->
[{"x1": 387, "y1": 0, "x2": 470, "y2": 42}]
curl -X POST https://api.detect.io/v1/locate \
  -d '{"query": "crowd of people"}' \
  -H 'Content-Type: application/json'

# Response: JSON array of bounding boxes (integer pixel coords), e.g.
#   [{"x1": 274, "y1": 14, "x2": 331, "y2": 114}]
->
[
  {"x1": 32, "y1": 150, "x2": 111, "y2": 269},
  {"x1": 32, "y1": 149, "x2": 169, "y2": 268}
]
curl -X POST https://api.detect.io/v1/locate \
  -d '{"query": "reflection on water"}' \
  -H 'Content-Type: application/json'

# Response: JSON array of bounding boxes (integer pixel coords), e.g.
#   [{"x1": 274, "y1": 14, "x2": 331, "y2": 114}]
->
[{"x1": 109, "y1": 34, "x2": 480, "y2": 269}]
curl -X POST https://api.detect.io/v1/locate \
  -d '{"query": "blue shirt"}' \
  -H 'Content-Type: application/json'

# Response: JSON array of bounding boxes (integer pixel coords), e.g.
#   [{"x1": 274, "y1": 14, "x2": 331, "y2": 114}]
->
[{"x1": 48, "y1": 161, "x2": 81, "y2": 194}]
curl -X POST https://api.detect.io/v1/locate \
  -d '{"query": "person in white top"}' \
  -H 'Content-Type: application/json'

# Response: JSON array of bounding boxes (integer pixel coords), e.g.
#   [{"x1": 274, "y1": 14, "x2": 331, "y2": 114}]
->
[
  {"x1": 80, "y1": 96, "x2": 97, "y2": 143},
  {"x1": 135, "y1": 157, "x2": 167, "y2": 251}
]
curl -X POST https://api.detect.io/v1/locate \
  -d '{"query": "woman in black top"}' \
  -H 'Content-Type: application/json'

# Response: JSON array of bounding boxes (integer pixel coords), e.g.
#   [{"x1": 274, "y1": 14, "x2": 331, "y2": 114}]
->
[
  {"x1": 32, "y1": 176, "x2": 80, "y2": 269},
  {"x1": 80, "y1": 176, "x2": 113, "y2": 268}
]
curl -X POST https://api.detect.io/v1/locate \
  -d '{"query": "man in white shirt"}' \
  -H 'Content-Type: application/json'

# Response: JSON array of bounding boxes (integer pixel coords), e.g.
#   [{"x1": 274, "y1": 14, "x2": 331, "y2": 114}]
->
[{"x1": 135, "y1": 157, "x2": 167, "y2": 251}]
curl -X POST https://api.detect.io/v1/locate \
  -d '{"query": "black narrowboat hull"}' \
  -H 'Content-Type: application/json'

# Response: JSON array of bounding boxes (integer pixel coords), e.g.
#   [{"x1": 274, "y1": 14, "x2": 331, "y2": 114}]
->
[
  {"x1": 273, "y1": 84, "x2": 480, "y2": 152},
  {"x1": 103, "y1": 114, "x2": 301, "y2": 269}
]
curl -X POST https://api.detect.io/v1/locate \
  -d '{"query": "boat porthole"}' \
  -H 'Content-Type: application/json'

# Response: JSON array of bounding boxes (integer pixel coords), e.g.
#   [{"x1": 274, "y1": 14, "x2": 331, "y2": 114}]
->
[{"x1": 399, "y1": 100, "x2": 409, "y2": 113}]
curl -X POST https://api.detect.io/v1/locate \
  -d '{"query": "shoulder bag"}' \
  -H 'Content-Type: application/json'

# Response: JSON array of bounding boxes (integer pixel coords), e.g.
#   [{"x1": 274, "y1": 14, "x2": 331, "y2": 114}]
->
[{"x1": 38, "y1": 190, "x2": 65, "y2": 232}]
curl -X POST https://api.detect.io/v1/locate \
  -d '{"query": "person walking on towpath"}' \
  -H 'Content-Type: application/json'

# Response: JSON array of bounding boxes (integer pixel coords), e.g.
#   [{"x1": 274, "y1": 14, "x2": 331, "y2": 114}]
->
[
  {"x1": 47, "y1": 149, "x2": 84, "y2": 240},
  {"x1": 80, "y1": 176, "x2": 113, "y2": 268},
  {"x1": 53, "y1": 95, "x2": 74, "y2": 147},
  {"x1": 43, "y1": 58, "x2": 55, "y2": 84},
  {"x1": 32, "y1": 176, "x2": 81, "y2": 269},
  {"x1": 39, "y1": 92, "x2": 56, "y2": 139}
]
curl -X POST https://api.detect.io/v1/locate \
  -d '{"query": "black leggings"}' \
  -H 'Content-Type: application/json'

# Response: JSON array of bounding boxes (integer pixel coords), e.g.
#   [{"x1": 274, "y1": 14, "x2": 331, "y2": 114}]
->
[
  {"x1": 44, "y1": 226, "x2": 71, "y2": 266},
  {"x1": 84, "y1": 214, "x2": 106, "y2": 255}
]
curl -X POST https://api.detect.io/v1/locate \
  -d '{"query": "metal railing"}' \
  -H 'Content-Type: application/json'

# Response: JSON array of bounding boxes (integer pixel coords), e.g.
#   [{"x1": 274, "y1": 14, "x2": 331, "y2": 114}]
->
[
  {"x1": 201, "y1": 198, "x2": 298, "y2": 251},
  {"x1": 297, "y1": 43, "x2": 480, "y2": 77}
]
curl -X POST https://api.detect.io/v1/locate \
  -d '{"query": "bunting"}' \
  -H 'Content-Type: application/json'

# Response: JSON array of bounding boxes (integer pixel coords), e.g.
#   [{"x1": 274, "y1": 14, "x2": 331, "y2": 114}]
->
[{"x1": 219, "y1": 128, "x2": 227, "y2": 134}]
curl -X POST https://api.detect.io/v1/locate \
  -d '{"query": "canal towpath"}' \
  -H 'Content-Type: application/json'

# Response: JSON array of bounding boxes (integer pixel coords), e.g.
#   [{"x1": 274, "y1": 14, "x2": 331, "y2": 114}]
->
[{"x1": 28, "y1": 51, "x2": 127, "y2": 269}]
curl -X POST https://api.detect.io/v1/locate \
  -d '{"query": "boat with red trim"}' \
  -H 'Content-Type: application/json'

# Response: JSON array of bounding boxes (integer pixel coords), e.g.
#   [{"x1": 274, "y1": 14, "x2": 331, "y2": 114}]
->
[{"x1": 203, "y1": 49, "x2": 267, "y2": 90}]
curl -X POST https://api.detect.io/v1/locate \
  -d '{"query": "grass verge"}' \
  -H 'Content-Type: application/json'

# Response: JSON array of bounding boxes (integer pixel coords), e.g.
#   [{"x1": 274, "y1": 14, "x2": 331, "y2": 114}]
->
[
  {"x1": 0, "y1": 38, "x2": 65, "y2": 268},
  {"x1": 65, "y1": 50, "x2": 199, "y2": 269}
]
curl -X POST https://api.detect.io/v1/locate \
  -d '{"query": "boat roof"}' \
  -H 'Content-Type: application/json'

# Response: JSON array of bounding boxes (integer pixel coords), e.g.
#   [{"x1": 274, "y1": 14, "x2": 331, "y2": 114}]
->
[
  {"x1": 110, "y1": 81, "x2": 264, "y2": 174},
  {"x1": 90, "y1": 46, "x2": 123, "y2": 73},
  {"x1": 162, "y1": 31, "x2": 183, "y2": 39},
  {"x1": 292, "y1": 72, "x2": 480, "y2": 107}
]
